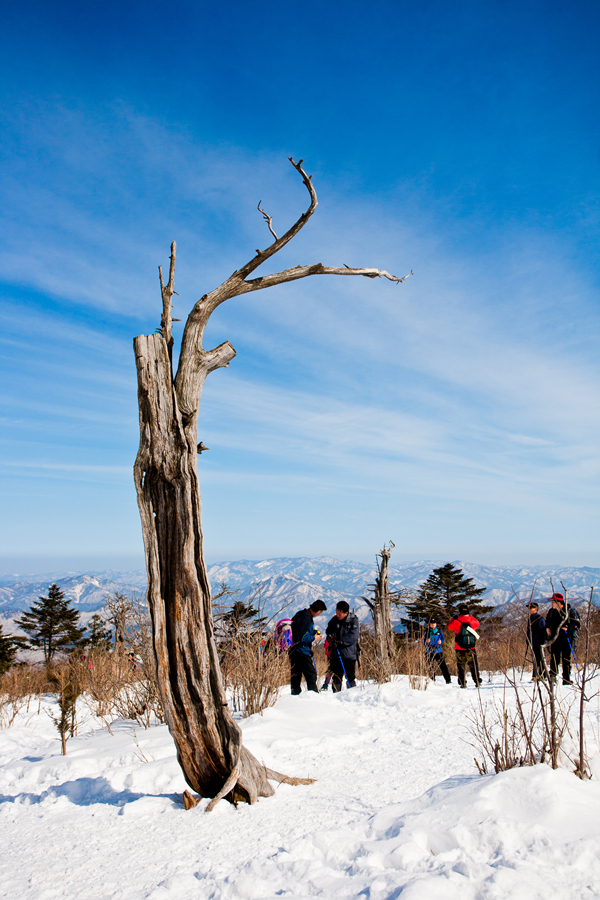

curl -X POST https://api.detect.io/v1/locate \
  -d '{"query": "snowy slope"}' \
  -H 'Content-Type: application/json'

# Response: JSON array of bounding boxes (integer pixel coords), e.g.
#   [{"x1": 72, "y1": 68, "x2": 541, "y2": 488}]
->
[{"x1": 0, "y1": 676, "x2": 599, "y2": 899}]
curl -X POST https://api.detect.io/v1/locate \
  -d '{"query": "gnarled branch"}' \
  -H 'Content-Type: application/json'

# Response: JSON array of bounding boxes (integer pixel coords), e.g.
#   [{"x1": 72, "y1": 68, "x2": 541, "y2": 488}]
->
[
  {"x1": 257, "y1": 202, "x2": 278, "y2": 240},
  {"x1": 174, "y1": 158, "x2": 411, "y2": 419}
]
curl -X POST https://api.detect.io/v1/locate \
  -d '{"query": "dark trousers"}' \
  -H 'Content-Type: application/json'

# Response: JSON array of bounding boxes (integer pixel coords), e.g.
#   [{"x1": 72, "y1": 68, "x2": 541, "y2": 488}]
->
[
  {"x1": 330, "y1": 655, "x2": 356, "y2": 691},
  {"x1": 426, "y1": 651, "x2": 451, "y2": 683},
  {"x1": 456, "y1": 649, "x2": 480, "y2": 687},
  {"x1": 289, "y1": 650, "x2": 318, "y2": 694},
  {"x1": 548, "y1": 635, "x2": 572, "y2": 685}
]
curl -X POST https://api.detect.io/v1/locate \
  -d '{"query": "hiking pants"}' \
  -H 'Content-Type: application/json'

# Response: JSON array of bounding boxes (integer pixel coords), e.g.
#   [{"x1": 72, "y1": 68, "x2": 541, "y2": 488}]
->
[
  {"x1": 426, "y1": 651, "x2": 451, "y2": 684},
  {"x1": 548, "y1": 636, "x2": 572, "y2": 685},
  {"x1": 330, "y1": 656, "x2": 356, "y2": 691},
  {"x1": 289, "y1": 650, "x2": 318, "y2": 694},
  {"x1": 456, "y1": 649, "x2": 480, "y2": 687}
]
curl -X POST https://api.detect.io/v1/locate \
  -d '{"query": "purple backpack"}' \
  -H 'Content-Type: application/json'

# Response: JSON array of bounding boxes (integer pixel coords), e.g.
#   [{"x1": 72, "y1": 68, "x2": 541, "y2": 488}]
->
[{"x1": 274, "y1": 618, "x2": 293, "y2": 651}]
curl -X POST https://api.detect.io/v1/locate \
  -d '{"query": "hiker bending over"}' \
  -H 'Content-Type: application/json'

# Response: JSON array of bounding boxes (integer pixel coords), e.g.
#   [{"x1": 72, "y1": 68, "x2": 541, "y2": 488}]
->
[
  {"x1": 423, "y1": 619, "x2": 451, "y2": 684},
  {"x1": 289, "y1": 600, "x2": 326, "y2": 694},
  {"x1": 448, "y1": 605, "x2": 481, "y2": 688},
  {"x1": 545, "y1": 592, "x2": 579, "y2": 686},
  {"x1": 526, "y1": 602, "x2": 546, "y2": 681},
  {"x1": 325, "y1": 601, "x2": 359, "y2": 691}
]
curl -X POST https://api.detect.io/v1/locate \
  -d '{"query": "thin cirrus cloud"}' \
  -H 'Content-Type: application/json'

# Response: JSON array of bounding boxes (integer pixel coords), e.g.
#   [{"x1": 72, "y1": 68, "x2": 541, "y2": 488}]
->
[{"x1": 0, "y1": 104, "x2": 598, "y2": 564}]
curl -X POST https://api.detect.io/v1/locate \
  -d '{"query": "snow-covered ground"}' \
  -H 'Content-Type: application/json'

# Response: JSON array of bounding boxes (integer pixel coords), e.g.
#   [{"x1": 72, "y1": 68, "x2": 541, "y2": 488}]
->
[{"x1": 1, "y1": 676, "x2": 600, "y2": 899}]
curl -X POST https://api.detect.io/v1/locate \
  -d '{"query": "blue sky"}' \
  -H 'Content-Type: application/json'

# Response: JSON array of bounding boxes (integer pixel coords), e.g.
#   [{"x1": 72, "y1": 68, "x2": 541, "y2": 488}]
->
[{"x1": 0, "y1": 0, "x2": 598, "y2": 572}]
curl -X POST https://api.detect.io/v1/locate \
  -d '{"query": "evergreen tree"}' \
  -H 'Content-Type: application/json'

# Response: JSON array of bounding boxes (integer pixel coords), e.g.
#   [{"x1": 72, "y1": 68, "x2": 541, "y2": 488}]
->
[
  {"x1": 0, "y1": 625, "x2": 18, "y2": 675},
  {"x1": 15, "y1": 583, "x2": 86, "y2": 665},
  {"x1": 404, "y1": 563, "x2": 492, "y2": 626},
  {"x1": 85, "y1": 614, "x2": 113, "y2": 650},
  {"x1": 219, "y1": 599, "x2": 267, "y2": 638}
]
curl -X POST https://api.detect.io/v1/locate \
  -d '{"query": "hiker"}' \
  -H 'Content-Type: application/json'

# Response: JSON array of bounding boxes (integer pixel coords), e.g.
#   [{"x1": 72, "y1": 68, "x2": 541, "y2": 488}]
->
[
  {"x1": 423, "y1": 619, "x2": 451, "y2": 684},
  {"x1": 545, "y1": 592, "x2": 579, "y2": 685},
  {"x1": 325, "y1": 601, "x2": 360, "y2": 691},
  {"x1": 526, "y1": 602, "x2": 546, "y2": 680},
  {"x1": 289, "y1": 600, "x2": 326, "y2": 694},
  {"x1": 448, "y1": 605, "x2": 481, "y2": 688}
]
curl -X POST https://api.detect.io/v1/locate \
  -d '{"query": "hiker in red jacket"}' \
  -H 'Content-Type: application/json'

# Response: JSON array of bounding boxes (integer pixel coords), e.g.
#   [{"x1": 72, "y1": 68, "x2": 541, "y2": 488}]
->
[{"x1": 448, "y1": 604, "x2": 481, "y2": 688}]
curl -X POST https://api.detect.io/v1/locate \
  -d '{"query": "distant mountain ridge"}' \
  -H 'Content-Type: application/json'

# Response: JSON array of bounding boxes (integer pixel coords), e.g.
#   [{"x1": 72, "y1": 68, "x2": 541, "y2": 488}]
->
[{"x1": 0, "y1": 558, "x2": 597, "y2": 629}]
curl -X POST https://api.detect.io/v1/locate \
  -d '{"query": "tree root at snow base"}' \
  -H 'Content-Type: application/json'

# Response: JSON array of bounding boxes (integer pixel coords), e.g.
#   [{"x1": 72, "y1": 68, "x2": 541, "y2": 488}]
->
[{"x1": 182, "y1": 768, "x2": 316, "y2": 812}]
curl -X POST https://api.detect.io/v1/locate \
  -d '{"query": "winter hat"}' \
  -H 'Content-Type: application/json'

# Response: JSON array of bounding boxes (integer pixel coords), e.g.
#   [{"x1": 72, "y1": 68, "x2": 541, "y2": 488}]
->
[
  {"x1": 549, "y1": 593, "x2": 565, "y2": 605},
  {"x1": 528, "y1": 602, "x2": 539, "y2": 610},
  {"x1": 458, "y1": 604, "x2": 469, "y2": 615}
]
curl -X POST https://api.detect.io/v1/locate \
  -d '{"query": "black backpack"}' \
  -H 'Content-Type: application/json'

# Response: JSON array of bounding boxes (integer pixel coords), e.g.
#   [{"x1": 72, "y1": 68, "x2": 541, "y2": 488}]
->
[{"x1": 458, "y1": 620, "x2": 476, "y2": 650}]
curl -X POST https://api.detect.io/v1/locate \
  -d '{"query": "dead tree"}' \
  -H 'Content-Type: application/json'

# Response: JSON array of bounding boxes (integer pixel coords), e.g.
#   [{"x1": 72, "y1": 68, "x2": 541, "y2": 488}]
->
[
  {"x1": 133, "y1": 158, "x2": 412, "y2": 810},
  {"x1": 363, "y1": 542, "x2": 397, "y2": 679}
]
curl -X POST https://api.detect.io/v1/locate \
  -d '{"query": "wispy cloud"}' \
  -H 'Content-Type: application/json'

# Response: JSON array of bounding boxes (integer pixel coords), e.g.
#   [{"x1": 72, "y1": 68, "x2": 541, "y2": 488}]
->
[{"x1": 1, "y1": 103, "x2": 598, "y2": 561}]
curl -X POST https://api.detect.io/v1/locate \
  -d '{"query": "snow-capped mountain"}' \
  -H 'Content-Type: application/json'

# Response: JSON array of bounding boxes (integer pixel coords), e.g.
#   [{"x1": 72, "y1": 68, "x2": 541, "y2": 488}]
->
[
  {"x1": 0, "y1": 571, "x2": 147, "y2": 619},
  {"x1": 1, "y1": 558, "x2": 597, "y2": 630}
]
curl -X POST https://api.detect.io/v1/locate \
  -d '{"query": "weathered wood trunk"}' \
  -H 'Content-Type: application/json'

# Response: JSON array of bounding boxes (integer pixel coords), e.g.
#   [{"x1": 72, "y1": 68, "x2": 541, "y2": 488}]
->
[
  {"x1": 134, "y1": 333, "x2": 275, "y2": 805},
  {"x1": 364, "y1": 543, "x2": 395, "y2": 678},
  {"x1": 132, "y1": 159, "x2": 410, "y2": 809}
]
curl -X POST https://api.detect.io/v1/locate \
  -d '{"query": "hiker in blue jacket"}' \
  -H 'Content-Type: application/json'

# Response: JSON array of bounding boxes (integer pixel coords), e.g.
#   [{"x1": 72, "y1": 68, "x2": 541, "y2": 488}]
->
[
  {"x1": 423, "y1": 619, "x2": 451, "y2": 684},
  {"x1": 289, "y1": 600, "x2": 327, "y2": 694}
]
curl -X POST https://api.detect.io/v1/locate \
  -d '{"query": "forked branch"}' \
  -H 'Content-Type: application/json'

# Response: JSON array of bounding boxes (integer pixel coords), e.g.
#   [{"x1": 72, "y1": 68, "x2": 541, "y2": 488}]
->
[{"x1": 174, "y1": 157, "x2": 412, "y2": 422}]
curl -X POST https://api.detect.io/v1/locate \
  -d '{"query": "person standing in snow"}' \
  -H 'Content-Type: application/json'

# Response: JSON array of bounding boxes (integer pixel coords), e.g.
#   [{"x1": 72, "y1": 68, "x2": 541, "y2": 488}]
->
[
  {"x1": 526, "y1": 602, "x2": 546, "y2": 681},
  {"x1": 448, "y1": 605, "x2": 481, "y2": 688},
  {"x1": 423, "y1": 619, "x2": 452, "y2": 684},
  {"x1": 325, "y1": 601, "x2": 360, "y2": 691},
  {"x1": 545, "y1": 592, "x2": 577, "y2": 686},
  {"x1": 289, "y1": 600, "x2": 326, "y2": 694}
]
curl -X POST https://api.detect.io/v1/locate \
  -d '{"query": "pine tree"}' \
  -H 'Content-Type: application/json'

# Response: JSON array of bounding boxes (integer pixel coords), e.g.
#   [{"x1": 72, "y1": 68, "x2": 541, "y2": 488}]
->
[
  {"x1": 404, "y1": 563, "x2": 492, "y2": 626},
  {"x1": 85, "y1": 614, "x2": 113, "y2": 650},
  {"x1": 15, "y1": 583, "x2": 86, "y2": 665},
  {"x1": 218, "y1": 599, "x2": 267, "y2": 639},
  {"x1": 0, "y1": 625, "x2": 18, "y2": 675}
]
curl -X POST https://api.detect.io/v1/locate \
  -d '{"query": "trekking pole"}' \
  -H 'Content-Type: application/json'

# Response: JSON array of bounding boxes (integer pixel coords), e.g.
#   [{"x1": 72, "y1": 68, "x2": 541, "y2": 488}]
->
[
  {"x1": 336, "y1": 648, "x2": 352, "y2": 689},
  {"x1": 567, "y1": 636, "x2": 580, "y2": 679}
]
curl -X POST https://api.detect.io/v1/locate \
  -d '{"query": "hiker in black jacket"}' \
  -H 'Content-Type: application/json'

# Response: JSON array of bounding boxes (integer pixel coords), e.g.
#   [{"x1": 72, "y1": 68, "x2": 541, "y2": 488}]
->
[
  {"x1": 289, "y1": 600, "x2": 327, "y2": 694},
  {"x1": 325, "y1": 601, "x2": 359, "y2": 691},
  {"x1": 526, "y1": 602, "x2": 546, "y2": 680},
  {"x1": 545, "y1": 592, "x2": 578, "y2": 686}
]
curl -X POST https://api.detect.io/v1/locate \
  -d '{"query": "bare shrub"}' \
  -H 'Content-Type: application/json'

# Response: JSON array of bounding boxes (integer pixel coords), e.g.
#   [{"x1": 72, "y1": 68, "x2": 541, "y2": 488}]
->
[
  {"x1": 468, "y1": 675, "x2": 573, "y2": 774},
  {"x1": 215, "y1": 585, "x2": 295, "y2": 716},
  {"x1": 98, "y1": 592, "x2": 164, "y2": 726},
  {"x1": 0, "y1": 664, "x2": 51, "y2": 727},
  {"x1": 357, "y1": 627, "x2": 432, "y2": 689},
  {"x1": 220, "y1": 633, "x2": 289, "y2": 716}
]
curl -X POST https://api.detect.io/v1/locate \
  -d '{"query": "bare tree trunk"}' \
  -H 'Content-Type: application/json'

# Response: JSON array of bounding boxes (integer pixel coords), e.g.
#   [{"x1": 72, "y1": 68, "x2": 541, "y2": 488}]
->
[
  {"x1": 133, "y1": 159, "x2": 411, "y2": 809},
  {"x1": 363, "y1": 542, "x2": 396, "y2": 679}
]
